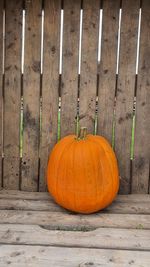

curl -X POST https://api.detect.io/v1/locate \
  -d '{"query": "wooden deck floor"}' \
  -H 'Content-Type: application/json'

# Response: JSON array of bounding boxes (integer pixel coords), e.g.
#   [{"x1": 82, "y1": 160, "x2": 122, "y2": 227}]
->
[{"x1": 0, "y1": 190, "x2": 150, "y2": 267}]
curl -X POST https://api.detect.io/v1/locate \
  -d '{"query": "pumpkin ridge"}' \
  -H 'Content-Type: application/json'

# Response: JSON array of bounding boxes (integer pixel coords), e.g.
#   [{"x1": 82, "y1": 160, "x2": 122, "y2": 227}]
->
[
  {"x1": 53, "y1": 138, "x2": 75, "y2": 204},
  {"x1": 96, "y1": 139, "x2": 114, "y2": 202},
  {"x1": 59, "y1": 139, "x2": 76, "y2": 210},
  {"x1": 85, "y1": 142, "x2": 93, "y2": 210},
  {"x1": 87, "y1": 140, "x2": 100, "y2": 207},
  {"x1": 72, "y1": 141, "x2": 77, "y2": 211},
  {"x1": 88, "y1": 138, "x2": 116, "y2": 206},
  {"x1": 85, "y1": 138, "x2": 115, "y2": 211},
  {"x1": 83, "y1": 139, "x2": 105, "y2": 211},
  {"x1": 59, "y1": 139, "x2": 76, "y2": 206},
  {"x1": 94, "y1": 137, "x2": 119, "y2": 203},
  {"x1": 80, "y1": 142, "x2": 88, "y2": 211}
]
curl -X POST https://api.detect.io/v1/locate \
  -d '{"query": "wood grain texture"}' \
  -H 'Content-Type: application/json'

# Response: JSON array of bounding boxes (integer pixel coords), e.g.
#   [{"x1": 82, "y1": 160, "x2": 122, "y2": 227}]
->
[
  {"x1": 60, "y1": 0, "x2": 80, "y2": 137},
  {"x1": 97, "y1": 0, "x2": 120, "y2": 144},
  {"x1": 0, "y1": 198, "x2": 149, "y2": 214},
  {"x1": 3, "y1": 0, "x2": 22, "y2": 189},
  {"x1": 0, "y1": 224, "x2": 150, "y2": 250},
  {"x1": 0, "y1": 189, "x2": 53, "y2": 200},
  {"x1": 21, "y1": 0, "x2": 42, "y2": 191},
  {"x1": 39, "y1": 0, "x2": 61, "y2": 191},
  {"x1": 79, "y1": 0, "x2": 99, "y2": 133},
  {"x1": 132, "y1": 0, "x2": 150, "y2": 193},
  {"x1": 0, "y1": 0, "x2": 3, "y2": 189},
  {"x1": 0, "y1": 210, "x2": 150, "y2": 230},
  {"x1": 115, "y1": 0, "x2": 140, "y2": 193},
  {"x1": 1, "y1": 190, "x2": 149, "y2": 202},
  {"x1": 0, "y1": 245, "x2": 150, "y2": 267}
]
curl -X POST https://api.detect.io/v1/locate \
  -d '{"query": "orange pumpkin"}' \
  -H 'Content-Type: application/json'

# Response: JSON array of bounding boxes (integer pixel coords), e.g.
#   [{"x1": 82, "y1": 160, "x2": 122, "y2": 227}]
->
[{"x1": 47, "y1": 127, "x2": 119, "y2": 214}]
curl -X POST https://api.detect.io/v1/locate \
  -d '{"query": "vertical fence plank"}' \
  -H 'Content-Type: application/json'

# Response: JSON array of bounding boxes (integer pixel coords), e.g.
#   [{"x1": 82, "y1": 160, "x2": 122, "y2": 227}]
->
[
  {"x1": 97, "y1": 0, "x2": 120, "y2": 144},
  {"x1": 39, "y1": 0, "x2": 61, "y2": 191},
  {"x1": 60, "y1": 0, "x2": 81, "y2": 138},
  {"x1": 132, "y1": 0, "x2": 150, "y2": 193},
  {"x1": 0, "y1": 0, "x2": 3, "y2": 189},
  {"x1": 79, "y1": 0, "x2": 100, "y2": 133},
  {"x1": 21, "y1": 0, "x2": 42, "y2": 191},
  {"x1": 3, "y1": 0, "x2": 22, "y2": 189},
  {"x1": 115, "y1": 0, "x2": 140, "y2": 194}
]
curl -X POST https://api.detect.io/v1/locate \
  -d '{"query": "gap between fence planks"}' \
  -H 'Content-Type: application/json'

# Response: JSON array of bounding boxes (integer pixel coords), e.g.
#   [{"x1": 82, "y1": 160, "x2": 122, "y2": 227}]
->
[
  {"x1": 0, "y1": 224, "x2": 150, "y2": 251},
  {"x1": 115, "y1": 0, "x2": 140, "y2": 194},
  {"x1": 0, "y1": 0, "x2": 3, "y2": 189},
  {"x1": 60, "y1": 0, "x2": 81, "y2": 138},
  {"x1": 21, "y1": 0, "x2": 42, "y2": 191},
  {"x1": 132, "y1": 0, "x2": 150, "y2": 193},
  {"x1": 0, "y1": 245, "x2": 150, "y2": 267},
  {"x1": 97, "y1": 0, "x2": 120, "y2": 144},
  {"x1": 3, "y1": 0, "x2": 22, "y2": 189},
  {"x1": 39, "y1": 0, "x2": 61, "y2": 191},
  {"x1": 79, "y1": 0, "x2": 100, "y2": 134}
]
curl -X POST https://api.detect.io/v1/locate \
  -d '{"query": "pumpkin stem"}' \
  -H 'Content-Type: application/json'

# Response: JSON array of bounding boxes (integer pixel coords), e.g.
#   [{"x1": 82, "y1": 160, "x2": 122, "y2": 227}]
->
[{"x1": 77, "y1": 127, "x2": 87, "y2": 140}]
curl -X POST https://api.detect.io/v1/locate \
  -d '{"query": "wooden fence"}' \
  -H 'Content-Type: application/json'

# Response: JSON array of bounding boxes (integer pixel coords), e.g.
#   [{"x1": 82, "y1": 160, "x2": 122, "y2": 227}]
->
[{"x1": 0, "y1": 0, "x2": 149, "y2": 193}]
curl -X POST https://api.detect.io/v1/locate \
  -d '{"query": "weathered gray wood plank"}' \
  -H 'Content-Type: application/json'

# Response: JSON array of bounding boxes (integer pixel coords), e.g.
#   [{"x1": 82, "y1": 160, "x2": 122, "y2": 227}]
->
[
  {"x1": 132, "y1": 0, "x2": 150, "y2": 193},
  {"x1": 105, "y1": 201, "x2": 150, "y2": 214},
  {"x1": 0, "y1": 190, "x2": 53, "y2": 200},
  {"x1": 3, "y1": 0, "x2": 22, "y2": 189},
  {"x1": 0, "y1": 198, "x2": 149, "y2": 214},
  {"x1": 0, "y1": 0, "x2": 3, "y2": 189},
  {"x1": 115, "y1": 0, "x2": 140, "y2": 193},
  {"x1": 60, "y1": 0, "x2": 80, "y2": 137},
  {"x1": 0, "y1": 210, "x2": 149, "y2": 229},
  {"x1": 0, "y1": 190, "x2": 150, "y2": 202},
  {"x1": 0, "y1": 198, "x2": 65, "y2": 212},
  {"x1": 97, "y1": 0, "x2": 120, "y2": 143},
  {"x1": 0, "y1": 224, "x2": 150, "y2": 251},
  {"x1": 0, "y1": 245, "x2": 150, "y2": 267},
  {"x1": 39, "y1": 0, "x2": 61, "y2": 191},
  {"x1": 21, "y1": 0, "x2": 42, "y2": 191},
  {"x1": 79, "y1": 0, "x2": 99, "y2": 133}
]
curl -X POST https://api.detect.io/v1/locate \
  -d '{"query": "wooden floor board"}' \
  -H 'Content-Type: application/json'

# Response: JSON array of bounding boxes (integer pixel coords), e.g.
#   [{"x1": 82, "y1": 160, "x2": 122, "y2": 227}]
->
[
  {"x1": 0, "y1": 210, "x2": 149, "y2": 230},
  {"x1": 0, "y1": 224, "x2": 150, "y2": 251},
  {"x1": 0, "y1": 198, "x2": 149, "y2": 214},
  {"x1": 0, "y1": 245, "x2": 150, "y2": 267},
  {"x1": 0, "y1": 190, "x2": 149, "y2": 203}
]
